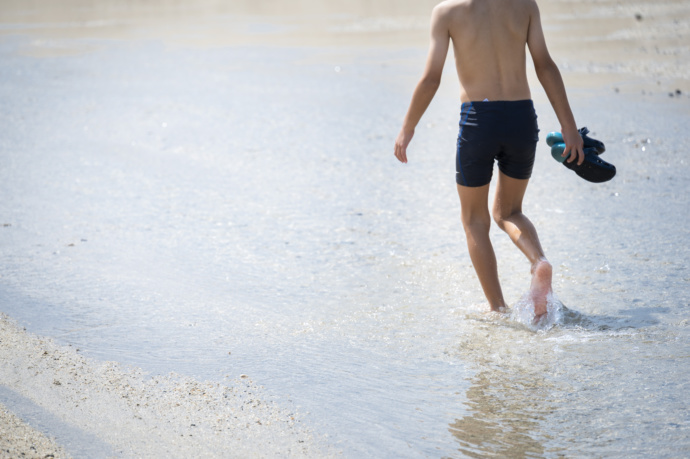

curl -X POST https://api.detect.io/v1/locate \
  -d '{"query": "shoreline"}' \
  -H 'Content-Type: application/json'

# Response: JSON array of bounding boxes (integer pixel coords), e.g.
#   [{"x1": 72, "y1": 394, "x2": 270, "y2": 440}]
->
[{"x1": 0, "y1": 313, "x2": 329, "y2": 458}]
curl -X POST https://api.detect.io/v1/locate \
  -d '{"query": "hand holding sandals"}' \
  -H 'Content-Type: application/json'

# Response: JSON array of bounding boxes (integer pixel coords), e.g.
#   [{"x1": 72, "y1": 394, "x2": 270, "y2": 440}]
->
[{"x1": 546, "y1": 127, "x2": 616, "y2": 183}]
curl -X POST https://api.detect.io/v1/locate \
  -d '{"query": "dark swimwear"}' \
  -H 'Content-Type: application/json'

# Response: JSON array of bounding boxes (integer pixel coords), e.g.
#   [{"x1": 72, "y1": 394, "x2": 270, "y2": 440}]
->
[{"x1": 456, "y1": 99, "x2": 539, "y2": 187}]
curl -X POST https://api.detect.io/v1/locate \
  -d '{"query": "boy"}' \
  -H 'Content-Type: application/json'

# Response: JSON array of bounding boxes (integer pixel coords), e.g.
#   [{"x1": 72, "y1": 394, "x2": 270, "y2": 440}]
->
[{"x1": 394, "y1": 0, "x2": 584, "y2": 319}]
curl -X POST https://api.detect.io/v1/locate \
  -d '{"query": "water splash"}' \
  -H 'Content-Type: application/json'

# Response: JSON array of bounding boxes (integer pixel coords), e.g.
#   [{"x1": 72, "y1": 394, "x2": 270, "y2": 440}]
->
[{"x1": 510, "y1": 291, "x2": 564, "y2": 332}]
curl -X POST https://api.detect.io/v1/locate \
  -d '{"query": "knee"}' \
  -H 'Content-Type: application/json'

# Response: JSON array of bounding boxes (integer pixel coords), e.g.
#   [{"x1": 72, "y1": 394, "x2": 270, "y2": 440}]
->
[
  {"x1": 492, "y1": 208, "x2": 506, "y2": 227},
  {"x1": 492, "y1": 206, "x2": 519, "y2": 227},
  {"x1": 462, "y1": 212, "x2": 491, "y2": 235}
]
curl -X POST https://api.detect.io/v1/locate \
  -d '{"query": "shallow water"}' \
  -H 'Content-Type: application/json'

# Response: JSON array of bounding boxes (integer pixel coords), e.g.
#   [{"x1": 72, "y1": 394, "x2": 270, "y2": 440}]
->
[{"x1": 1, "y1": 4, "x2": 690, "y2": 457}]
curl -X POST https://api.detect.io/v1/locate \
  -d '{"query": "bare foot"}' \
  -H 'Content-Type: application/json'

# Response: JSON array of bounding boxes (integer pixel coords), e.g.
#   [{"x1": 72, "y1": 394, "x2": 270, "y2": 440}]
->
[
  {"x1": 530, "y1": 259, "x2": 552, "y2": 321},
  {"x1": 489, "y1": 305, "x2": 509, "y2": 315}
]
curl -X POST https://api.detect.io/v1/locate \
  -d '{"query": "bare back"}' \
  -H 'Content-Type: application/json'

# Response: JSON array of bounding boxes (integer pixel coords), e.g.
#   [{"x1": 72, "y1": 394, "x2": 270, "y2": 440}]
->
[
  {"x1": 395, "y1": 0, "x2": 582, "y2": 168},
  {"x1": 444, "y1": 0, "x2": 535, "y2": 102}
]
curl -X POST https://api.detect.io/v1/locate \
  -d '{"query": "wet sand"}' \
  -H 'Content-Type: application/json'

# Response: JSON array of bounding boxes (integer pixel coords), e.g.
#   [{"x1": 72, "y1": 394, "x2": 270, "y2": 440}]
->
[
  {"x1": 0, "y1": 401, "x2": 69, "y2": 459},
  {"x1": 1, "y1": 0, "x2": 689, "y2": 456},
  {"x1": 0, "y1": 0, "x2": 688, "y2": 92},
  {"x1": 0, "y1": 313, "x2": 327, "y2": 458}
]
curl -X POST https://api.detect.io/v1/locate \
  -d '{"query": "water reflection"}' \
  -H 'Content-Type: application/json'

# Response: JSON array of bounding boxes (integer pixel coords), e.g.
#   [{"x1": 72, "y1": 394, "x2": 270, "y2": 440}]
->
[
  {"x1": 448, "y1": 300, "x2": 674, "y2": 458},
  {"x1": 448, "y1": 367, "x2": 550, "y2": 458},
  {"x1": 447, "y1": 310, "x2": 558, "y2": 458}
]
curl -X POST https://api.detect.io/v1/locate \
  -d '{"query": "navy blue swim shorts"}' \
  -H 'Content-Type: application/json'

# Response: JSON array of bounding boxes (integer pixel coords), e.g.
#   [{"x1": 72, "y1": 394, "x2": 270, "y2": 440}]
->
[{"x1": 456, "y1": 99, "x2": 539, "y2": 187}]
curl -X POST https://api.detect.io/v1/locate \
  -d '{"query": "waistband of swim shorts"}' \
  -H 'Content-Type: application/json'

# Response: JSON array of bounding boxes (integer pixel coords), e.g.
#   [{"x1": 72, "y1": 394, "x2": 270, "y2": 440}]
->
[{"x1": 460, "y1": 99, "x2": 534, "y2": 111}]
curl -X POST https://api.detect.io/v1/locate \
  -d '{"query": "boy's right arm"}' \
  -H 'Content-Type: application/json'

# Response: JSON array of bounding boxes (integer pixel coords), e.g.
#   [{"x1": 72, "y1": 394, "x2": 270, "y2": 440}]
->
[
  {"x1": 394, "y1": 5, "x2": 450, "y2": 164},
  {"x1": 526, "y1": 1, "x2": 584, "y2": 165}
]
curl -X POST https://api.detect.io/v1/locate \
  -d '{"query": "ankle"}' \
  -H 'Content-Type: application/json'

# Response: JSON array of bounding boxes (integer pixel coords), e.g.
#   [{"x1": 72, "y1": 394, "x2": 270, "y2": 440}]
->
[
  {"x1": 530, "y1": 258, "x2": 551, "y2": 275},
  {"x1": 490, "y1": 304, "x2": 508, "y2": 313}
]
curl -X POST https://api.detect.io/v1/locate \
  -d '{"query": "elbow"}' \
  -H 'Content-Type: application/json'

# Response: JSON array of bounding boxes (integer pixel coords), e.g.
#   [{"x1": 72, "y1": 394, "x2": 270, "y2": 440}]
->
[
  {"x1": 534, "y1": 57, "x2": 559, "y2": 79},
  {"x1": 420, "y1": 74, "x2": 442, "y2": 90}
]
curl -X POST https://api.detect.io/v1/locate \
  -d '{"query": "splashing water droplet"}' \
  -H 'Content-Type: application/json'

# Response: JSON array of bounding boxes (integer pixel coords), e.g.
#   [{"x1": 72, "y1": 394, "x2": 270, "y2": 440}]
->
[{"x1": 510, "y1": 292, "x2": 563, "y2": 331}]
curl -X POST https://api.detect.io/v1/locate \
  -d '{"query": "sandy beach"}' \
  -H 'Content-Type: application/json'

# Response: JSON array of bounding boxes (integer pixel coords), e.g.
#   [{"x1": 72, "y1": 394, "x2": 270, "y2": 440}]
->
[
  {"x1": 0, "y1": 399, "x2": 68, "y2": 459},
  {"x1": 1, "y1": 0, "x2": 689, "y2": 457},
  {"x1": 0, "y1": 313, "x2": 326, "y2": 457}
]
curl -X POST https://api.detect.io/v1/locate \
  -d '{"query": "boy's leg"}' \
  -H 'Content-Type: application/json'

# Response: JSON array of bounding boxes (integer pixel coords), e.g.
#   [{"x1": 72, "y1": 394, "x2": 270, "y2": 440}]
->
[
  {"x1": 492, "y1": 171, "x2": 552, "y2": 317},
  {"x1": 456, "y1": 183, "x2": 507, "y2": 312}
]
